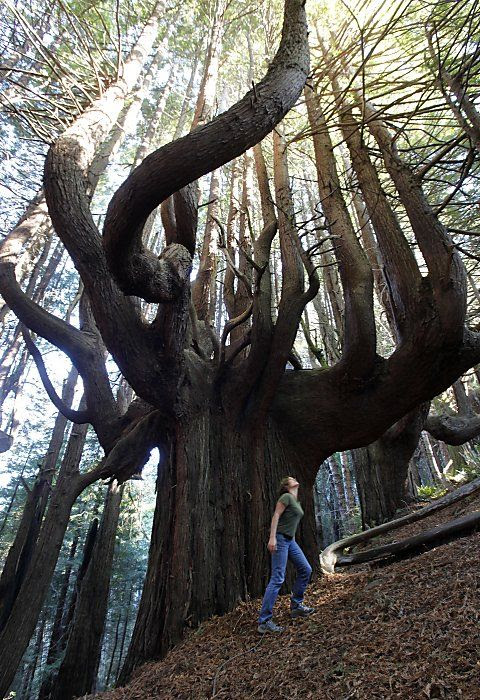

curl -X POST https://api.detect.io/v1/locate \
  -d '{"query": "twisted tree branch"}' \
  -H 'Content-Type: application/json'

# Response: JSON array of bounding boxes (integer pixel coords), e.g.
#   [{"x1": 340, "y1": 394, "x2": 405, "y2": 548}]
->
[
  {"x1": 103, "y1": 0, "x2": 309, "y2": 300},
  {"x1": 21, "y1": 327, "x2": 91, "y2": 424}
]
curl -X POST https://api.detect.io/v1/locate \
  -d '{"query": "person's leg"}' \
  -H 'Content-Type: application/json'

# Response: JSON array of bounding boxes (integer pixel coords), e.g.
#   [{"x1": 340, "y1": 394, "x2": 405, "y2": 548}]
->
[
  {"x1": 258, "y1": 535, "x2": 289, "y2": 623},
  {"x1": 288, "y1": 540, "x2": 313, "y2": 607}
]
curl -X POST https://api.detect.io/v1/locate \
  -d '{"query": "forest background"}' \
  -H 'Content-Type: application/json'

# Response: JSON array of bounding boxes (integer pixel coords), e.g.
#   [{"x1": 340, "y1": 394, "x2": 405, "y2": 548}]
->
[{"x1": 0, "y1": 0, "x2": 479, "y2": 698}]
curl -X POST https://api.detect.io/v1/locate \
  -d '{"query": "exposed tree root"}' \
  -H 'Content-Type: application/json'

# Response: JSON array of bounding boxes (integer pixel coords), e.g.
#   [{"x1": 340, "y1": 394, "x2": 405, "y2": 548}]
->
[{"x1": 320, "y1": 477, "x2": 480, "y2": 573}]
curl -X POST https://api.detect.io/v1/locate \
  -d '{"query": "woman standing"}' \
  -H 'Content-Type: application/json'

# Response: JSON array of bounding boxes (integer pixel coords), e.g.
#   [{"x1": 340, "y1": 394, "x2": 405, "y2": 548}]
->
[{"x1": 258, "y1": 476, "x2": 314, "y2": 633}]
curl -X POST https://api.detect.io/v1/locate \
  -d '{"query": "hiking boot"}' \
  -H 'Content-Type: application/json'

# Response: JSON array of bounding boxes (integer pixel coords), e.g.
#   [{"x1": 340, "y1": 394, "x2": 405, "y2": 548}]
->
[
  {"x1": 258, "y1": 620, "x2": 284, "y2": 634},
  {"x1": 290, "y1": 603, "x2": 315, "y2": 618}
]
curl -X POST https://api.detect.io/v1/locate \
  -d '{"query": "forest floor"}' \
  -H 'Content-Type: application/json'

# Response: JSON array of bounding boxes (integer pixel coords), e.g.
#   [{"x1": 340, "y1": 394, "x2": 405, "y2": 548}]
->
[{"x1": 91, "y1": 491, "x2": 480, "y2": 700}]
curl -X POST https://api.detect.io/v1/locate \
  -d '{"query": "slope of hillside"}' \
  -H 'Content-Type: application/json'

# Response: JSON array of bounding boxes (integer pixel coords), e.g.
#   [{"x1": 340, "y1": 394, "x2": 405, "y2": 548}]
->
[{"x1": 91, "y1": 494, "x2": 480, "y2": 700}]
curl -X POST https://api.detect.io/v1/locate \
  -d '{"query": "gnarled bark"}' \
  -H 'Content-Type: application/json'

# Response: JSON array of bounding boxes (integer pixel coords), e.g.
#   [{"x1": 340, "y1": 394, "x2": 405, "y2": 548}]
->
[
  {"x1": 352, "y1": 405, "x2": 429, "y2": 527},
  {"x1": 118, "y1": 411, "x2": 319, "y2": 683},
  {"x1": 425, "y1": 413, "x2": 480, "y2": 445}
]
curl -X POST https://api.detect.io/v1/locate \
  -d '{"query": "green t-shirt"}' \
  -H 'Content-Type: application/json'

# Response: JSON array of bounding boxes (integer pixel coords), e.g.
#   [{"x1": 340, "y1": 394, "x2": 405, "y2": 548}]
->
[{"x1": 277, "y1": 492, "x2": 304, "y2": 538}]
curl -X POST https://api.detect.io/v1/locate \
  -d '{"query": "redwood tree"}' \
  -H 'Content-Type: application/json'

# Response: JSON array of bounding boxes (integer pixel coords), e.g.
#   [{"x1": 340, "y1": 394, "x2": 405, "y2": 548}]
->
[{"x1": 0, "y1": 0, "x2": 480, "y2": 693}]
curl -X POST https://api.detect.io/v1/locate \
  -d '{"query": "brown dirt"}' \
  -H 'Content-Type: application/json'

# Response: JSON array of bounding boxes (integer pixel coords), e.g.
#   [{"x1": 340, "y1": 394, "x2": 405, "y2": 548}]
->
[{"x1": 90, "y1": 493, "x2": 480, "y2": 700}]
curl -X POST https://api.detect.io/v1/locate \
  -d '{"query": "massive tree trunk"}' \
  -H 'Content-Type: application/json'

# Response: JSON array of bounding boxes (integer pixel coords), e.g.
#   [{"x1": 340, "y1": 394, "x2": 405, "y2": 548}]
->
[
  {"x1": 119, "y1": 410, "x2": 318, "y2": 683},
  {"x1": 2, "y1": 0, "x2": 480, "y2": 693}
]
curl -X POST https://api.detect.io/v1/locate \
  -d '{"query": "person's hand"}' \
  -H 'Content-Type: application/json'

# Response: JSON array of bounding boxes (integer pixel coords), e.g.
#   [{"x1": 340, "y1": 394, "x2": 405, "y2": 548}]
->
[{"x1": 267, "y1": 537, "x2": 277, "y2": 553}]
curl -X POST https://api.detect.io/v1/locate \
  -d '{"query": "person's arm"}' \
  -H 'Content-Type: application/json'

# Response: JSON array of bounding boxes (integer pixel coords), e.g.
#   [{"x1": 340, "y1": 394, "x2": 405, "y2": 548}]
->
[{"x1": 268, "y1": 500, "x2": 287, "y2": 552}]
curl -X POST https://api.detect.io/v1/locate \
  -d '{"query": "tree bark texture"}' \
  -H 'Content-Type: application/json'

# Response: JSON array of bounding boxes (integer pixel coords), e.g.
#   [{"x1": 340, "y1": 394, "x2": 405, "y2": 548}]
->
[
  {"x1": 119, "y1": 411, "x2": 318, "y2": 682},
  {"x1": 0, "y1": 421, "x2": 89, "y2": 698},
  {"x1": 352, "y1": 406, "x2": 428, "y2": 527},
  {"x1": 38, "y1": 531, "x2": 79, "y2": 700},
  {"x1": 0, "y1": 366, "x2": 78, "y2": 631},
  {"x1": 50, "y1": 481, "x2": 124, "y2": 700}
]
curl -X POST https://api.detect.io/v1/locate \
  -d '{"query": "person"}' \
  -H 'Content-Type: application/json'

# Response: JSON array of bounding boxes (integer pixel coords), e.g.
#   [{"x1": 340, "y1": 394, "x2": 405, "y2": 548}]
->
[{"x1": 258, "y1": 476, "x2": 314, "y2": 634}]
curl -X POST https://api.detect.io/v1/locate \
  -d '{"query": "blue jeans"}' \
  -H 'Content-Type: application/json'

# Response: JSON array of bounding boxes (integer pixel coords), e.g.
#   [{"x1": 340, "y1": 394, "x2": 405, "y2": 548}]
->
[{"x1": 258, "y1": 534, "x2": 312, "y2": 623}]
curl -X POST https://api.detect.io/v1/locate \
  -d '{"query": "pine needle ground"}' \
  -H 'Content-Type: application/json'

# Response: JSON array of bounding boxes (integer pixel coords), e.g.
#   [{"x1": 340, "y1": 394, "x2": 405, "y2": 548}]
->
[{"x1": 91, "y1": 494, "x2": 480, "y2": 700}]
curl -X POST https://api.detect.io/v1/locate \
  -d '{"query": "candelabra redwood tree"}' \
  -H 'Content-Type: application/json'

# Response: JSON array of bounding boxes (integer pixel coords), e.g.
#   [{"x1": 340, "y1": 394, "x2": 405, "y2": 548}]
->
[{"x1": 0, "y1": 0, "x2": 479, "y2": 690}]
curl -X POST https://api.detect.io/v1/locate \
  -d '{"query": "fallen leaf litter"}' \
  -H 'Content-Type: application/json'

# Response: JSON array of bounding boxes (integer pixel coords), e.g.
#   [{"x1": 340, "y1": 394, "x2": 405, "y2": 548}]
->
[{"x1": 89, "y1": 493, "x2": 480, "y2": 700}]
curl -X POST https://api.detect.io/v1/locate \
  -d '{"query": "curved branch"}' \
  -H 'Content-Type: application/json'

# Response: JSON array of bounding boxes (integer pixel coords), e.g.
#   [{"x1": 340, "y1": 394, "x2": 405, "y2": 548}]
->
[
  {"x1": 238, "y1": 143, "x2": 278, "y2": 391},
  {"x1": 305, "y1": 85, "x2": 376, "y2": 377},
  {"x1": 320, "y1": 476, "x2": 480, "y2": 573},
  {"x1": 425, "y1": 412, "x2": 480, "y2": 445},
  {"x1": 247, "y1": 127, "x2": 320, "y2": 421},
  {"x1": 224, "y1": 329, "x2": 252, "y2": 368},
  {"x1": 0, "y1": 262, "x2": 90, "y2": 368},
  {"x1": 21, "y1": 327, "x2": 91, "y2": 424},
  {"x1": 41, "y1": 4, "x2": 170, "y2": 406},
  {"x1": 337, "y1": 104, "x2": 422, "y2": 340},
  {"x1": 172, "y1": 185, "x2": 198, "y2": 256},
  {"x1": 0, "y1": 261, "x2": 123, "y2": 448},
  {"x1": 334, "y1": 46, "x2": 467, "y2": 346},
  {"x1": 272, "y1": 330, "x2": 480, "y2": 470},
  {"x1": 92, "y1": 410, "x2": 163, "y2": 484},
  {"x1": 332, "y1": 511, "x2": 480, "y2": 568},
  {"x1": 103, "y1": 0, "x2": 309, "y2": 300},
  {"x1": 364, "y1": 107, "x2": 467, "y2": 344},
  {"x1": 220, "y1": 302, "x2": 253, "y2": 364}
]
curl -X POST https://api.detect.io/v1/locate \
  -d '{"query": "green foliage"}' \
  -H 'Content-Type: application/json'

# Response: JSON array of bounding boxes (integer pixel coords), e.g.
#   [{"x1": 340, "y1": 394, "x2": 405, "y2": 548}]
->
[
  {"x1": 417, "y1": 485, "x2": 448, "y2": 500},
  {"x1": 453, "y1": 444, "x2": 480, "y2": 483}
]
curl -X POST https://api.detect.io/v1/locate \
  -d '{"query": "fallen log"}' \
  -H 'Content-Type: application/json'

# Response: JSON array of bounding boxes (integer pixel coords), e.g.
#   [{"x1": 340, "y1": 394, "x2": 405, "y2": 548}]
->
[
  {"x1": 334, "y1": 510, "x2": 480, "y2": 568},
  {"x1": 320, "y1": 476, "x2": 480, "y2": 573}
]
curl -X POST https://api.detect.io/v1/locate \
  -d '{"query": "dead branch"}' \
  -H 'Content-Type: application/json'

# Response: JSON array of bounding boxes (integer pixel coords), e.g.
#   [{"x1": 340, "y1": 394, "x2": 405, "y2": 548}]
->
[
  {"x1": 320, "y1": 476, "x2": 480, "y2": 573},
  {"x1": 334, "y1": 511, "x2": 480, "y2": 568}
]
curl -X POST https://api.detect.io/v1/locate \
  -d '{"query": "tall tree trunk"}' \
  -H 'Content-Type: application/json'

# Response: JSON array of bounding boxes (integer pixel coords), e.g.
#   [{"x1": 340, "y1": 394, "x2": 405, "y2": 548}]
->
[
  {"x1": 19, "y1": 613, "x2": 46, "y2": 700},
  {"x1": 178, "y1": 3, "x2": 225, "y2": 319},
  {"x1": 340, "y1": 451, "x2": 356, "y2": 514},
  {"x1": 172, "y1": 43, "x2": 201, "y2": 140},
  {"x1": 0, "y1": 455, "x2": 30, "y2": 535},
  {"x1": 191, "y1": 169, "x2": 221, "y2": 322},
  {"x1": 115, "y1": 585, "x2": 134, "y2": 684},
  {"x1": 50, "y1": 481, "x2": 124, "y2": 700},
  {"x1": 104, "y1": 612, "x2": 122, "y2": 690},
  {"x1": 118, "y1": 413, "x2": 318, "y2": 683},
  {"x1": 0, "y1": 421, "x2": 89, "y2": 697},
  {"x1": 38, "y1": 532, "x2": 79, "y2": 700},
  {"x1": 328, "y1": 455, "x2": 347, "y2": 534},
  {"x1": 192, "y1": 0, "x2": 226, "y2": 128},
  {"x1": 352, "y1": 407, "x2": 427, "y2": 527},
  {"x1": 0, "y1": 366, "x2": 78, "y2": 631}
]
